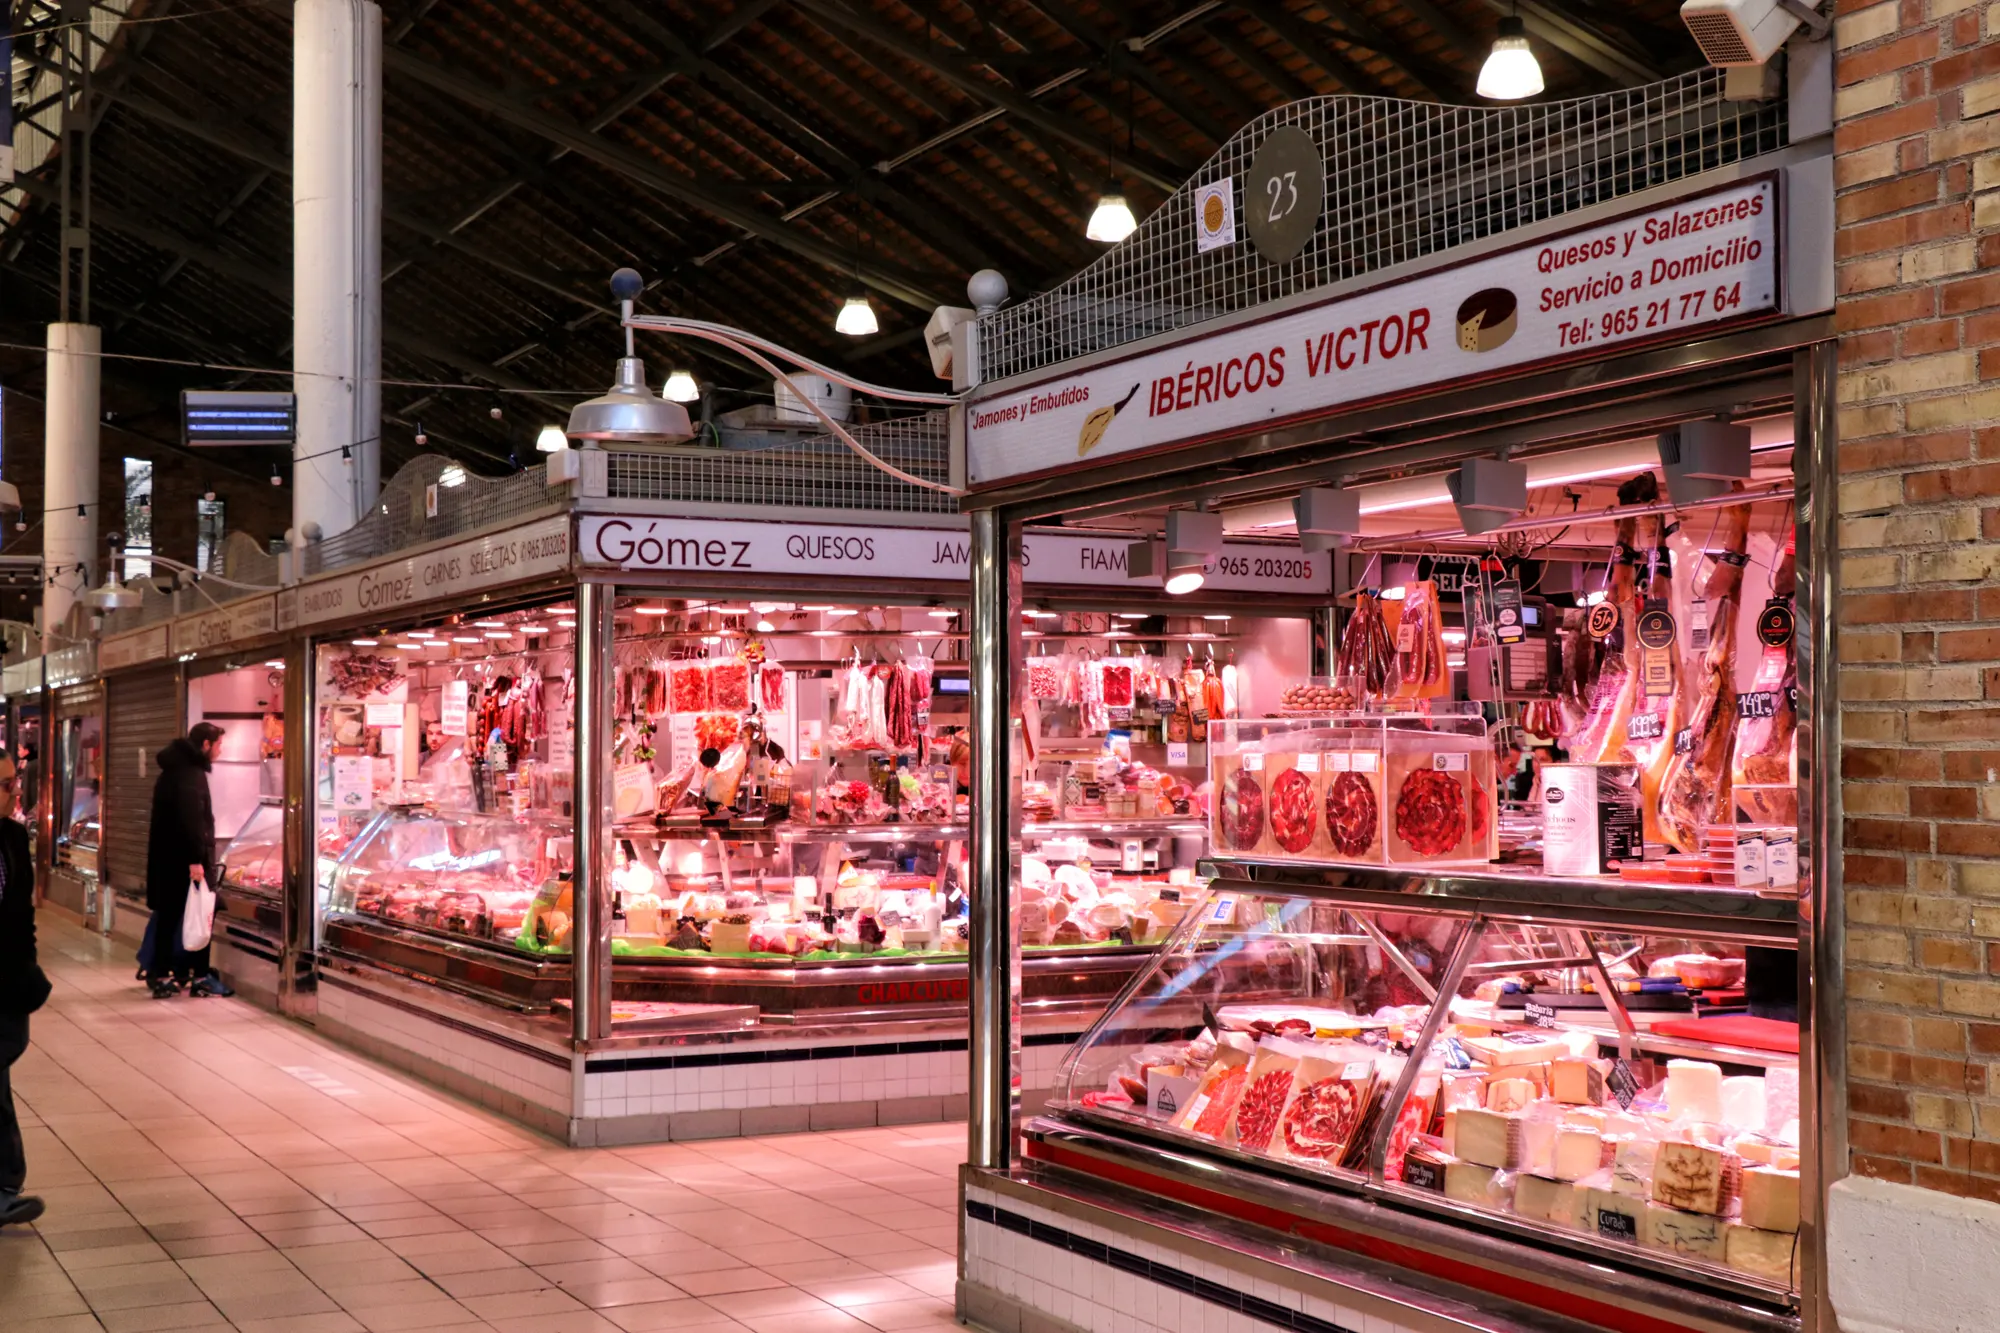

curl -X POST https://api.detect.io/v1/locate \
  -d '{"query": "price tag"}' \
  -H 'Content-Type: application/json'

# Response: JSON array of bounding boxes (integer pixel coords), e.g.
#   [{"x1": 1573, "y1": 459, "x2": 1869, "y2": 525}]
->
[
  {"x1": 1326, "y1": 752, "x2": 1352, "y2": 771},
  {"x1": 1402, "y1": 1155, "x2": 1444, "y2": 1192},
  {"x1": 442, "y1": 680, "x2": 469, "y2": 736},
  {"x1": 1608, "y1": 1058, "x2": 1640, "y2": 1111},
  {"x1": 1628, "y1": 713, "x2": 1665, "y2": 742},
  {"x1": 1243, "y1": 751, "x2": 1264, "y2": 771},
  {"x1": 365, "y1": 702, "x2": 403, "y2": 728},
  {"x1": 1206, "y1": 894, "x2": 1238, "y2": 924},
  {"x1": 1689, "y1": 599, "x2": 1710, "y2": 652},
  {"x1": 1166, "y1": 742, "x2": 1190, "y2": 766},
  {"x1": 1353, "y1": 752, "x2": 1379, "y2": 773},
  {"x1": 1107, "y1": 705, "x2": 1133, "y2": 726},
  {"x1": 1673, "y1": 727, "x2": 1694, "y2": 755},
  {"x1": 1432, "y1": 752, "x2": 1469, "y2": 771},
  {"x1": 1597, "y1": 1208, "x2": 1639, "y2": 1242},
  {"x1": 1296, "y1": 752, "x2": 1320, "y2": 773},
  {"x1": 1738, "y1": 692, "x2": 1777, "y2": 720},
  {"x1": 1523, "y1": 1001, "x2": 1561, "y2": 1029},
  {"x1": 1396, "y1": 622, "x2": 1416, "y2": 653}
]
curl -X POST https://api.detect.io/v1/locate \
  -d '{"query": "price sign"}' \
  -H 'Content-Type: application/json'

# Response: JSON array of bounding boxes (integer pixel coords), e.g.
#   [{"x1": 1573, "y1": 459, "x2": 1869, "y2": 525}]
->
[
  {"x1": 1628, "y1": 713, "x2": 1665, "y2": 741},
  {"x1": 1491, "y1": 578, "x2": 1525, "y2": 645},
  {"x1": 1608, "y1": 1058, "x2": 1641, "y2": 1111},
  {"x1": 442, "y1": 680, "x2": 469, "y2": 736},
  {"x1": 1738, "y1": 692, "x2": 1778, "y2": 720},
  {"x1": 1523, "y1": 1001, "x2": 1561, "y2": 1029}
]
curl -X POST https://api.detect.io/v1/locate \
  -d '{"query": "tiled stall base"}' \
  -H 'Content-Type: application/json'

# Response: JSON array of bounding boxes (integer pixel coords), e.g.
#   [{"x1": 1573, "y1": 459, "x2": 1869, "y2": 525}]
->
[{"x1": 960, "y1": 1180, "x2": 1548, "y2": 1333}]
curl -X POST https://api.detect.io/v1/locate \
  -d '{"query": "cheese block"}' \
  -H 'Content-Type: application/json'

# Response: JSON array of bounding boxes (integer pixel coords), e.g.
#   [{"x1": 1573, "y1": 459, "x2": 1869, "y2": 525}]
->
[
  {"x1": 1487, "y1": 1077, "x2": 1536, "y2": 1113},
  {"x1": 1586, "y1": 1186, "x2": 1644, "y2": 1243},
  {"x1": 1454, "y1": 1108, "x2": 1525, "y2": 1169},
  {"x1": 1764, "y1": 1066, "x2": 1801, "y2": 1136},
  {"x1": 1551, "y1": 1057, "x2": 1608, "y2": 1106},
  {"x1": 1514, "y1": 1172, "x2": 1577, "y2": 1226},
  {"x1": 1735, "y1": 1137, "x2": 1797, "y2": 1167},
  {"x1": 1520, "y1": 1112, "x2": 1558, "y2": 1176},
  {"x1": 1652, "y1": 1142, "x2": 1742, "y2": 1216},
  {"x1": 1563, "y1": 1107, "x2": 1610, "y2": 1132},
  {"x1": 1721, "y1": 1076, "x2": 1767, "y2": 1132},
  {"x1": 1441, "y1": 1107, "x2": 1458, "y2": 1157},
  {"x1": 1725, "y1": 1223, "x2": 1799, "y2": 1285},
  {"x1": 1666, "y1": 1060, "x2": 1725, "y2": 1123},
  {"x1": 1462, "y1": 1032, "x2": 1572, "y2": 1068},
  {"x1": 1610, "y1": 1138, "x2": 1657, "y2": 1197},
  {"x1": 1553, "y1": 1127, "x2": 1607, "y2": 1181},
  {"x1": 1444, "y1": 1160, "x2": 1499, "y2": 1205},
  {"x1": 1741, "y1": 1167, "x2": 1800, "y2": 1233},
  {"x1": 1644, "y1": 1203, "x2": 1728, "y2": 1262},
  {"x1": 1440, "y1": 1069, "x2": 1490, "y2": 1113}
]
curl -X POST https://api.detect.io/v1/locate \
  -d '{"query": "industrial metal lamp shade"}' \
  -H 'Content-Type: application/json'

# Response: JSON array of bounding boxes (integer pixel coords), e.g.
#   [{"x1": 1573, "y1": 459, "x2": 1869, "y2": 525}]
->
[
  {"x1": 1477, "y1": 17, "x2": 1543, "y2": 100},
  {"x1": 566, "y1": 356, "x2": 694, "y2": 444},
  {"x1": 1087, "y1": 194, "x2": 1137, "y2": 242},
  {"x1": 85, "y1": 573, "x2": 142, "y2": 612},
  {"x1": 835, "y1": 295, "x2": 879, "y2": 337}
]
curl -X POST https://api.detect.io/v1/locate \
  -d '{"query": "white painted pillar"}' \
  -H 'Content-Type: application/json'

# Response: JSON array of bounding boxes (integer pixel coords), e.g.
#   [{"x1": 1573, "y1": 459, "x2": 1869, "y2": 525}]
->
[
  {"x1": 43, "y1": 322, "x2": 99, "y2": 652},
  {"x1": 293, "y1": 0, "x2": 382, "y2": 542}
]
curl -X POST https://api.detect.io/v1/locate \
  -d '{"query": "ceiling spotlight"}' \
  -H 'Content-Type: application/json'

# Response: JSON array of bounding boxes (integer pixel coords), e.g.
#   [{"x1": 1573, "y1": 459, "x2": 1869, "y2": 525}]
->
[
  {"x1": 755, "y1": 619, "x2": 776, "y2": 633},
  {"x1": 836, "y1": 293, "x2": 879, "y2": 337},
  {"x1": 1165, "y1": 552, "x2": 1206, "y2": 596},
  {"x1": 535, "y1": 425, "x2": 568, "y2": 453},
  {"x1": 557, "y1": 618, "x2": 577, "y2": 629},
  {"x1": 663, "y1": 370, "x2": 700, "y2": 403},
  {"x1": 1087, "y1": 194, "x2": 1137, "y2": 243},
  {"x1": 1126, "y1": 540, "x2": 1207, "y2": 594},
  {"x1": 1478, "y1": 15, "x2": 1544, "y2": 100},
  {"x1": 350, "y1": 638, "x2": 380, "y2": 647},
  {"x1": 439, "y1": 465, "x2": 466, "y2": 488},
  {"x1": 452, "y1": 635, "x2": 483, "y2": 644}
]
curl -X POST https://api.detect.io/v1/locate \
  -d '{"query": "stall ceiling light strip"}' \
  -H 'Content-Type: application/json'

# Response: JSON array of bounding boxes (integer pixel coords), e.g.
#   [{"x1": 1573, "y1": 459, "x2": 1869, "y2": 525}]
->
[{"x1": 1353, "y1": 481, "x2": 1792, "y2": 550}]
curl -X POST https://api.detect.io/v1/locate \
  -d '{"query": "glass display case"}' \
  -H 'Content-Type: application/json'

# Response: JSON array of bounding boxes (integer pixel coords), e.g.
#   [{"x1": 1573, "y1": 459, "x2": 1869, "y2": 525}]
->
[
  {"x1": 325, "y1": 805, "x2": 571, "y2": 943},
  {"x1": 1036, "y1": 867, "x2": 1802, "y2": 1314},
  {"x1": 222, "y1": 801, "x2": 285, "y2": 900}
]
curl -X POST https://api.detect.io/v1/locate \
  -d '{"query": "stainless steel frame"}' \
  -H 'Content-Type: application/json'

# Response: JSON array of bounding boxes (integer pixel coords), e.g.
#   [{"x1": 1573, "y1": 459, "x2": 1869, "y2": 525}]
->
[
  {"x1": 968, "y1": 509, "x2": 1022, "y2": 1171},
  {"x1": 574, "y1": 578, "x2": 615, "y2": 1044}
]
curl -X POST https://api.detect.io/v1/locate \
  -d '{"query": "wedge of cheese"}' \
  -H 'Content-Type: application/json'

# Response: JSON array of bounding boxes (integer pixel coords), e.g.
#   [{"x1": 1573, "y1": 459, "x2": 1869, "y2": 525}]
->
[
  {"x1": 1552, "y1": 1127, "x2": 1607, "y2": 1181},
  {"x1": 1486, "y1": 1077, "x2": 1536, "y2": 1113},
  {"x1": 1444, "y1": 1160, "x2": 1498, "y2": 1205},
  {"x1": 1610, "y1": 1138, "x2": 1657, "y2": 1197},
  {"x1": 1516, "y1": 1173, "x2": 1591, "y2": 1229},
  {"x1": 1725, "y1": 1223, "x2": 1799, "y2": 1285},
  {"x1": 1454, "y1": 1108, "x2": 1525, "y2": 1170},
  {"x1": 1552, "y1": 1058, "x2": 1608, "y2": 1106},
  {"x1": 1740, "y1": 1167, "x2": 1800, "y2": 1233},
  {"x1": 1462, "y1": 1032, "x2": 1571, "y2": 1068},
  {"x1": 1644, "y1": 1203, "x2": 1727, "y2": 1262},
  {"x1": 1652, "y1": 1142, "x2": 1742, "y2": 1216}
]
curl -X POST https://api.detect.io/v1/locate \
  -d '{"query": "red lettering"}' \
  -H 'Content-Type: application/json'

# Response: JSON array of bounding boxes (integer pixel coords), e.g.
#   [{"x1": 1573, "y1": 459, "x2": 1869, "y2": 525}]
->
[
  {"x1": 1335, "y1": 326, "x2": 1356, "y2": 370},
  {"x1": 1407, "y1": 308, "x2": 1431, "y2": 351}
]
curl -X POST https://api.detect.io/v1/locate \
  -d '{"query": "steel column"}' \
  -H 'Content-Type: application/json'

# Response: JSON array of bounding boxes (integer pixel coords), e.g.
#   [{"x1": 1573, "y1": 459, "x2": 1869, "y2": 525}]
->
[
  {"x1": 968, "y1": 507, "x2": 1023, "y2": 1171},
  {"x1": 278, "y1": 636, "x2": 317, "y2": 1018},
  {"x1": 572, "y1": 579, "x2": 615, "y2": 1044}
]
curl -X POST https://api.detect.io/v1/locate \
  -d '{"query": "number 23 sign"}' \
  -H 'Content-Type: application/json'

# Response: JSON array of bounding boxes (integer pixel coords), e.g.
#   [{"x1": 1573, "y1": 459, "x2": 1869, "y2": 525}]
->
[{"x1": 1244, "y1": 126, "x2": 1325, "y2": 265}]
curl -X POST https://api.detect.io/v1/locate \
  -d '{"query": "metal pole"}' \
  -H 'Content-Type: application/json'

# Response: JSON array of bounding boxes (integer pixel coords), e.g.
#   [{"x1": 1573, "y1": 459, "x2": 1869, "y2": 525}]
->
[
  {"x1": 1796, "y1": 339, "x2": 1840, "y2": 1333},
  {"x1": 278, "y1": 636, "x2": 315, "y2": 1018},
  {"x1": 967, "y1": 506, "x2": 1022, "y2": 1172},
  {"x1": 572, "y1": 578, "x2": 614, "y2": 1045}
]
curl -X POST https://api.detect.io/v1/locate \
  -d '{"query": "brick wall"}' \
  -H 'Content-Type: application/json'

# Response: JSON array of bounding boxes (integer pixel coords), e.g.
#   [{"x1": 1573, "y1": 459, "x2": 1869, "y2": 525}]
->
[{"x1": 1835, "y1": 0, "x2": 2000, "y2": 1201}]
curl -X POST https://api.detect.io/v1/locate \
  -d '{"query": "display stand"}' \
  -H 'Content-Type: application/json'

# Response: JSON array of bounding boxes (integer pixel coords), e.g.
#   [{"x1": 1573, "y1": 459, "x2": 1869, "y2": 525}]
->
[{"x1": 957, "y1": 70, "x2": 1835, "y2": 1333}]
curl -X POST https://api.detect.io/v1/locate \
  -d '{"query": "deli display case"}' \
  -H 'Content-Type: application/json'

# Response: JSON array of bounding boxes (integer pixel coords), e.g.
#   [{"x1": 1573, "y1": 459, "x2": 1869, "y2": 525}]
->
[{"x1": 217, "y1": 799, "x2": 286, "y2": 941}]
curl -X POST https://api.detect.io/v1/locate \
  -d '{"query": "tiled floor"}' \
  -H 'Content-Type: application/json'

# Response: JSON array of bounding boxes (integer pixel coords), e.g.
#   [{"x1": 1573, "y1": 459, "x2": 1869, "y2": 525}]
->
[{"x1": 5, "y1": 913, "x2": 966, "y2": 1333}]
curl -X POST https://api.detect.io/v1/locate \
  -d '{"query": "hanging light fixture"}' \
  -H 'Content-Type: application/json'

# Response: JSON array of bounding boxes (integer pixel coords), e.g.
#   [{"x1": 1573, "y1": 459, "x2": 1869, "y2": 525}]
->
[
  {"x1": 663, "y1": 370, "x2": 700, "y2": 403},
  {"x1": 1477, "y1": 14, "x2": 1544, "y2": 100},
  {"x1": 836, "y1": 291, "x2": 879, "y2": 337},
  {"x1": 535, "y1": 425, "x2": 568, "y2": 453},
  {"x1": 1086, "y1": 195, "x2": 1137, "y2": 243},
  {"x1": 566, "y1": 269, "x2": 695, "y2": 445}
]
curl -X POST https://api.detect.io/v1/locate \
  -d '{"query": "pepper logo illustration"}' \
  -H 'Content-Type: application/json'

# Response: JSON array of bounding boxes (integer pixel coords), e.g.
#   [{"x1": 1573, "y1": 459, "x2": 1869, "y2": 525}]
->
[
  {"x1": 1077, "y1": 382, "x2": 1141, "y2": 456},
  {"x1": 1455, "y1": 287, "x2": 1518, "y2": 352}
]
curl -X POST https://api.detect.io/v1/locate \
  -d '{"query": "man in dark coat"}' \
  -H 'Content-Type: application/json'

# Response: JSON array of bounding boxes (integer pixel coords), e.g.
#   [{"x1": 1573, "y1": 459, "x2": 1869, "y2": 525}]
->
[
  {"x1": 0, "y1": 752, "x2": 48, "y2": 1226},
  {"x1": 145, "y1": 723, "x2": 224, "y2": 998}
]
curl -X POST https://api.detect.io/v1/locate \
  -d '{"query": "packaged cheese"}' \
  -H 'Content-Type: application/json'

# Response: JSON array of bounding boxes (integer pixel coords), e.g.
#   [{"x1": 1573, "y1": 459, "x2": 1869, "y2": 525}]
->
[
  {"x1": 1552, "y1": 1058, "x2": 1609, "y2": 1106},
  {"x1": 1725, "y1": 1223, "x2": 1799, "y2": 1285},
  {"x1": 1461, "y1": 1031, "x2": 1571, "y2": 1068},
  {"x1": 1486, "y1": 1077, "x2": 1536, "y2": 1113},
  {"x1": 1741, "y1": 1167, "x2": 1800, "y2": 1233},
  {"x1": 1454, "y1": 1107, "x2": 1525, "y2": 1170},
  {"x1": 1552, "y1": 1127, "x2": 1608, "y2": 1181},
  {"x1": 1444, "y1": 1160, "x2": 1501, "y2": 1205},
  {"x1": 1644, "y1": 1203, "x2": 1728, "y2": 1262},
  {"x1": 1651, "y1": 1142, "x2": 1742, "y2": 1216}
]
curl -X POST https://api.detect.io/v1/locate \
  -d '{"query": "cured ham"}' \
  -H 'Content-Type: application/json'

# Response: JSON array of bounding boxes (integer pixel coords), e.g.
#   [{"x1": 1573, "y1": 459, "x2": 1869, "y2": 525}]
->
[
  {"x1": 1584, "y1": 474, "x2": 1657, "y2": 762},
  {"x1": 1658, "y1": 494, "x2": 1753, "y2": 852},
  {"x1": 1733, "y1": 537, "x2": 1798, "y2": 821}
]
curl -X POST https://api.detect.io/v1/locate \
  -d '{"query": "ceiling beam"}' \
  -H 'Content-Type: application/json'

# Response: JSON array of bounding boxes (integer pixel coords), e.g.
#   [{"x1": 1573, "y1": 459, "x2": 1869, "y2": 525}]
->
[{"x1": 380, "y1": 46, "x2": 952, "y2": 312}]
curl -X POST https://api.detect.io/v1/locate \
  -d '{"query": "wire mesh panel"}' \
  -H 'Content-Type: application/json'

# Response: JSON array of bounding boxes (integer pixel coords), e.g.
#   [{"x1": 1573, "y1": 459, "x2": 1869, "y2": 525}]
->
[
  {"x1": 978, "y1": 71, "x2": 1788, "y2": 384},
  {"x1": 305, "y1": 456, "x2": 560, "y2": 575},
  {"x1": 606, "y1": 412, "x2": 957, "y2": 516}
]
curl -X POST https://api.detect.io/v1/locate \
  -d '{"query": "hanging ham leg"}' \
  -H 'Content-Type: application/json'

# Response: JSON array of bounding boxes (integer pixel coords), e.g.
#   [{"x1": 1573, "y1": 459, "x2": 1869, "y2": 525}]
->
[
  {"x1": 1733, "y1": 539, "x2": 1798, "y2": 821},
  {"x1": 1657, "y1": 493, "x2": 1753, "y2": 852},
  {"x1": 1579, "y1": 474, "x2": 1659, "y2": 761}
]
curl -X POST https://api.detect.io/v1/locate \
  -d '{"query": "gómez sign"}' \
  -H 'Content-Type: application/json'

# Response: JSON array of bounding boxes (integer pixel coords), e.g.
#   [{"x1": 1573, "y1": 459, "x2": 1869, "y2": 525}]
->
[{"x1": 964, "y1": 178, "x2": 1779, "y2": 486}]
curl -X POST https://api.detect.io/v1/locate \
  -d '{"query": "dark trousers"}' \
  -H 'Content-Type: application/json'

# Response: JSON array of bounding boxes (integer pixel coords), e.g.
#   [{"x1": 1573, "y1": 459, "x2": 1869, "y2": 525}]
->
[{"x1": 0, "y1": 1012, "x2": 26, "y2": 1194}]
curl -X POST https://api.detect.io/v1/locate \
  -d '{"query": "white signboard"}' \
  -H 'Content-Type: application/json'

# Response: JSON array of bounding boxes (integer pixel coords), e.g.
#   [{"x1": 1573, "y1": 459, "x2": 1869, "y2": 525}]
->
[
  {"x1": 99, "y1": 624, "x2": 170, "y2": 672},
  {"x1": 442, "y1": 680, "x2": 470, "y2": 737},
  {"x1": 964, "y1": 178, "x2": 1779, "y2": 486},
  {"x1": 293, "y1": 515, "x2": 570, "y2": 628},
  {"x1": 170, "y1": 594, "x2": 277, "y2": 657},
  {"x1": 578, "y1": 516, "x2": 1329, "y2": 595}
]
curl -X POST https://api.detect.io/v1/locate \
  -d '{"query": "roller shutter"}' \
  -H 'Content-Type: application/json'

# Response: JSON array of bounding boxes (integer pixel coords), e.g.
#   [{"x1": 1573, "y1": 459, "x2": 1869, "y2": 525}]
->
[{"x1": 104, "y1": 666, "x2": 181, "y2": 895}]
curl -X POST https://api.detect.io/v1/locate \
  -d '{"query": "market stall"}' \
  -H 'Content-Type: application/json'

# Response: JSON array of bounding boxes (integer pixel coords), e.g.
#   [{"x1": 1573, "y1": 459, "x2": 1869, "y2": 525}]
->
[
  {"x1": 43, "y1": 679, "x2": 103, "y2": 922},
  {"x1": 294, "y1": 464, "x2": 1326, "y2": 1142},
  {"x1": 956, "y1": 72, "x2": 1832, "y2": 1333}
]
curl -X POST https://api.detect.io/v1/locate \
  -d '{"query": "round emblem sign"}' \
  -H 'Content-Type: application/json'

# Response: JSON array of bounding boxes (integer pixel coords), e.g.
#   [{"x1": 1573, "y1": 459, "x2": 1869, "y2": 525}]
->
[
  {"x1": 1585, "y1": 602, "x2": 1620, "y2": 640},
  {"x1": 1637, "y1": 607, "x2": 1677, "y2": 651},
  {"x1": 1758, "y1": 601, "x2": 1794, "y2": 648},
  {"x1": 1244, "y1": 126, "x2": 1324, "y2": 265}
]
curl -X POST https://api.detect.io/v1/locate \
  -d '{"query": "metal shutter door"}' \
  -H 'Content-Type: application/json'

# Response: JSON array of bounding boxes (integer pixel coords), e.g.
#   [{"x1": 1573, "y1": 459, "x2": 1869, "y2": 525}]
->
[{"x1": 104, "y1": 667, "x2": 181, "y2": 894}]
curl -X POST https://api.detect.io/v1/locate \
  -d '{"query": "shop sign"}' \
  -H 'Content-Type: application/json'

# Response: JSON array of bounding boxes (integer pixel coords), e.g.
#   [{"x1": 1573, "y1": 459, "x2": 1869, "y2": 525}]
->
[
  {"x1": 293, "y1": 515, "x2": 570, "y2": 628},
  {"x1": 170, "y1": 594, "x2": 277, "y2": 658},
  {"x1": 965, "y1": 177, "x2": 1779, "y2": 487},
  {"x1": 579, "y1": 516, "x2": 1330, "y2": 595},
  {"x1": 99, "y1": 623, "x2": 170, "y2": 672}
]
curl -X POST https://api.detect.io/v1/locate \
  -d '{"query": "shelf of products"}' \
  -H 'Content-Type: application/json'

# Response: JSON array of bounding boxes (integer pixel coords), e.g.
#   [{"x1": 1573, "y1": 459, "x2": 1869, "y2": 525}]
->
[{"x1": 1040, "y1": 883, "x2": 1802, "y2": 1309}]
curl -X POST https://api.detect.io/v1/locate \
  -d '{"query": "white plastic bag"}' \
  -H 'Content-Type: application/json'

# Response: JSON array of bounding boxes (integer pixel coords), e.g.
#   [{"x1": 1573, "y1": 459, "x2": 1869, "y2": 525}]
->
[{"x1": 181, "y1": 878, "x2": 216, "y2": 952}]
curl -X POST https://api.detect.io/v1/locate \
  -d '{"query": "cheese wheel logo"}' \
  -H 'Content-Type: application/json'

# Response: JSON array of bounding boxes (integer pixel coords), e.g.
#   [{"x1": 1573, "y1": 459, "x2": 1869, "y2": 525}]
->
[
  {"x1": 1203, "y1": 193, "x2": 1226, "y2": 234},
  {"x1": 1455, "y1": 287, "x2": 1518, "y2": 352}
]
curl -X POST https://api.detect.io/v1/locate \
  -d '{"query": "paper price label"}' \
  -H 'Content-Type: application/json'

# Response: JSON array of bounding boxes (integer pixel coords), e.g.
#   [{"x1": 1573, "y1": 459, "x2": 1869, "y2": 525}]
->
[
  {"x1": 1432, "y1": 752, "x2": 1469, "y2": 771},
  {"x1": 1689, "y1": 599, "x2": 1710, "y2": 652},
  {"x1": 1637, "y1": 608, "x2": 1677, "y2": 699},
  {"x1": 1296, "y1": 752, "x2": 1320, "y2": 773},
  {"x1": 442, "y1": 680, "x2": 469, "y2": 736},
  {"x1": 1243, "y1": 751, "x2": 1264, "y2": 770},
  {"x1": 365, "y1": 702, "x2": 403, "y2": 728},
  {"x1": 1523, "y1": 1001, "x2": 1561, "y2": 1029},
  {"x1": 1353, "y1": 752, "x2": 1379, "y2": 772},
  {"x1": 1491, "y1": 578, "x2": 1525, "y2": 645},
  {"x1": 1738, "y1": 692, "x2": 1777, "y2": 720},
  {"x1": 1206, "y1": 895, "x2": 1238, "y2": 924},
  {"x1": 1396, "y1": 622, "x2": 1416, "y2": 653},
  {"x1": 1628, "y1": 713, "x2": 1665, "y2": 741}
]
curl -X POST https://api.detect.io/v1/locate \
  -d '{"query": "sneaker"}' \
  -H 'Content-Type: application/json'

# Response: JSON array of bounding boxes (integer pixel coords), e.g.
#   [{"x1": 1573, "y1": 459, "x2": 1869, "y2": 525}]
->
[
  {"x1": 192, "y1": 974, "x2": 234, "y2": 999},
  {"x1": 0, "y1": 1192, "x2": 45, "y2": 1226},
  {"x1": 148, "y1": 978, "x2": 181, "y2": 1000}
]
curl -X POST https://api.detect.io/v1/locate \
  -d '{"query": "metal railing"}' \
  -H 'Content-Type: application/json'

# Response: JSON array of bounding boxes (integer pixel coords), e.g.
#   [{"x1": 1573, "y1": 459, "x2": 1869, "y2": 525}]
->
[
  {"x1": 977, "y1": 69, "x2": 1788, "y2": 383},
  {"x1": 605, "y1": 411, "x2": 956, "y2": 515},
  {"x1": 304, "y1": 455, "x2": 560, "y2": 575}
]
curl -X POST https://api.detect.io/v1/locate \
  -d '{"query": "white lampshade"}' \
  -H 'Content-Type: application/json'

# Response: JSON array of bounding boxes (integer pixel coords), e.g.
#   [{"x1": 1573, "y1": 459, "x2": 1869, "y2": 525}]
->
[
  {"x1": 1477, "y1": 18, "x2": 1543, "y2": 100},
  {"x1": 1087, "y1": 194, "x2": 1137, "y2": 242},
  {"x1": 663, "y1": 370, "x2": 699, "y2": 403},
  {"x1": 534, "y1": 425, "x2": 567, "y2": 453},
  {"x1": 835, "y1": 295, "x2": 878, "y2": 337}
]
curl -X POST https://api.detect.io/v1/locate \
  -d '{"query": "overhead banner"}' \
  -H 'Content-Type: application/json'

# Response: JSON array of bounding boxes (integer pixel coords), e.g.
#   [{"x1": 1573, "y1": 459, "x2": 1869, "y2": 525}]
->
[
  {"x1": 99, "y1": 623, "x2": 171, "y2": 672},
  {"x1": 579, "y1": 516, "x2": 1329, "y2": 596},
  {"x1": 964, "y1": 177, "x2": 1780, "y2": 487},
  {"x1": 293, "y1": 515, "x2": 571, "y2": 628}
]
